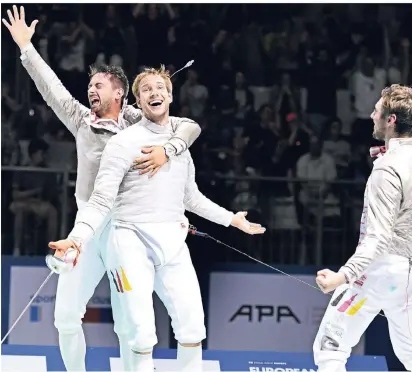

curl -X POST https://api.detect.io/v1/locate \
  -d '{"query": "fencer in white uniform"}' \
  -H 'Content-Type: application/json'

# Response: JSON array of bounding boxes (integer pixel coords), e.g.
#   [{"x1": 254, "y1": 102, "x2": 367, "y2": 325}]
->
[
  {"x1": 3, "y1": 7, "x2": 201, "y2": 371},
  {"x1": 50, "y1": 66, "x2": 265, "y2": 372},
  {"x1": 313, "y1": 85, "x2": 412, "y2": 372}
]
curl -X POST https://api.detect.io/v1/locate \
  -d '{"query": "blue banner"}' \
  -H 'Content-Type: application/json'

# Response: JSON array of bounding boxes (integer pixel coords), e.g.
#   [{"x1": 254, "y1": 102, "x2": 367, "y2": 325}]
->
[{"x1": 2, "y1": 345, "x2": 388, "y2": 371}]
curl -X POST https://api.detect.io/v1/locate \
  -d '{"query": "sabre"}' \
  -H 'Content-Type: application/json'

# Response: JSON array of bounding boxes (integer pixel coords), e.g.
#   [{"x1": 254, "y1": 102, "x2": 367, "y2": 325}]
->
[
  {"x1": 171, "y1": 60, "x2": 194, "y2": 78},
  {"x1": 1, "y1": 271, "x2": 54, "y2": 344},
  {"x1": 187, "y1": 225, "x2": 387, "y2": 318}
]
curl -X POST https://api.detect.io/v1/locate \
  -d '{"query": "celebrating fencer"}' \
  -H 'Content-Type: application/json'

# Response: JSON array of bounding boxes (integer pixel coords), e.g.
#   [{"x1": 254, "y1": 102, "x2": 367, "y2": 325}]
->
[
  {"x1": 3, "y1": 6, "x2": 201, "y2": 372},
  {"x1": 49, "y1": 65, "x2": 266, "y2": 372},
  {"x1": 313, "y1": 84, "x2": 412, "y2": 372}
]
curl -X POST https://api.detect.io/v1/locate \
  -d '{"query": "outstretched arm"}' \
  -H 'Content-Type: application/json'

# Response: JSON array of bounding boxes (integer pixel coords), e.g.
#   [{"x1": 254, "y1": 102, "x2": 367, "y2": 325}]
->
[
  {"x1": 49, "y1": 137, "x2": 135, "y2": 255},
  {"x1": 3, "y1": 6, "x2": 88, "y2": 137},
  {"x1": 184, "y1": 156, "x2": 265, "y2": 235}
]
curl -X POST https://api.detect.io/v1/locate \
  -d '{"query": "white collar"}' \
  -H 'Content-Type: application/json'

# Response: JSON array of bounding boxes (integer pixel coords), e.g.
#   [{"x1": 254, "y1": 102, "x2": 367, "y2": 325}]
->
[
  {"x1": 388, "y1": 137, "x2": 412, "y2": 150},
  {"x1": 141, "y1": 116, "x2": 172, "y2": 134}
]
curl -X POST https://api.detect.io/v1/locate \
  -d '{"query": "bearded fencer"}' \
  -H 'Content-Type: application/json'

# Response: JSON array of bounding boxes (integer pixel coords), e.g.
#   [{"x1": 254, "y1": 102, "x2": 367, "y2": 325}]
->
[
  {"x1": 50, "y1": 65, "x2": 266, "y2": 372},
  {"x1": 313, "y1": 84, "x2": 412, "y2": 372},
  {"x1": 2, "y1": 6, "x2": 202, "y2": 371}
]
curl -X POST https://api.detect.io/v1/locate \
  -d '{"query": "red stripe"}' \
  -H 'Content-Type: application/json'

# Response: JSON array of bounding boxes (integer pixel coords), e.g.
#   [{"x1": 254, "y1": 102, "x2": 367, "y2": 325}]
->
[{"x1": 116, "y1": 269, "x2": 124, "y2": 293}]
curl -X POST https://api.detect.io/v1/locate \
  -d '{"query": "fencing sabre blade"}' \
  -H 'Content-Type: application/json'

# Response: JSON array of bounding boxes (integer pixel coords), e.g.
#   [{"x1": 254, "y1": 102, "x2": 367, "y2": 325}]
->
[
  {"x1": 188, "y1": 225, "x2": 386, "y2": 318},
  {"x1": 1, "y1": 271, "x2": 54, "y2": 344},
  {"x1": 171, "y1": 60, "x2": 194, "y2": 78}
]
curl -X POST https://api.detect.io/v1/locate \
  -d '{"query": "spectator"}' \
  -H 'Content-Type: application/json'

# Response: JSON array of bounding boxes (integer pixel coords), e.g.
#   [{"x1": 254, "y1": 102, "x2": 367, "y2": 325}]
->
[
  {"x1": 179, "y1": 69, "x2": 209, "y2": 121},
  {"x1": 296, "y1": 135, "x2": 341, "y2": 263},
  {"x1": 57, "y1": 13, "x2": 95, "y2": 99},
  {"x1": 1, "y1": 110, "x2": 21, "y2": 166},
  {"x1": 95, "y1": 5, "x2": 127, "y2": 68},
  {"x1": 350, "y1": 55, "x2": 387, "y2": 145},
  {"x1": 243, "y1": 104, "x2": 279, "y2": 172},
  {"x1": 322, "y1": 117, "x2": 351, "y2": 177},
  {"x1": 237, "y1": 22, "x2": 267, "y2": 86},
  {"x1": 9, "y1": 139, "x2": 58, "y2": 256},
  {"x1": 234, "y1": 71, "x2": 254, "y2": 126},
  {"x1": 300, "y1": 31, "x2": 360, "y2": 135},
  {"x1": 296, "y1": 136, "x2": 338, "y2": 217},
  {"x1": 272, "y1": 72, "x2": 300, "y2": 123}
]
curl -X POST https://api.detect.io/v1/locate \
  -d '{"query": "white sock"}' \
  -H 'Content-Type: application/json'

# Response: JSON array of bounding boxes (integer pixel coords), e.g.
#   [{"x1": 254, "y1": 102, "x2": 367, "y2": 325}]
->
[
  {"x1": 177, "y1": 343, "x2": 202, "y2": 372},
  {"x1": 58, "y1": 328, "x2": 86, "y2": 371},
  {"x1": 131, "y1": 351, "x2": 154, "y2": 372},
  {"x1": 118, "y1": 334, "x2": 133, "y2": 371}
]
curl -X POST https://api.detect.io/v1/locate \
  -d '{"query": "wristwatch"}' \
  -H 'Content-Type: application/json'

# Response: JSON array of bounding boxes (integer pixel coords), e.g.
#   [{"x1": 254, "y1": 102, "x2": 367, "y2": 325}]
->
[{"x1": 163, "y1": 143, "x2": 177, "y2": 160}]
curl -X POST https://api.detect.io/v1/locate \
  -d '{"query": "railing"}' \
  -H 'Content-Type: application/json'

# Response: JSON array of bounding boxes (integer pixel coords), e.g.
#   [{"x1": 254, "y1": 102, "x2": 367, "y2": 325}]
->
[{"x1": 1, "y1": 166, "x2": 367, "y2": 265}]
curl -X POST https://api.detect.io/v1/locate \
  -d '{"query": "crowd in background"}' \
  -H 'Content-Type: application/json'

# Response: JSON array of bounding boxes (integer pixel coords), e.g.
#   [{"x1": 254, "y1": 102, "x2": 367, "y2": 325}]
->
[{"x1": 2, "y1": 3, "x2": 411, "y2": 265}]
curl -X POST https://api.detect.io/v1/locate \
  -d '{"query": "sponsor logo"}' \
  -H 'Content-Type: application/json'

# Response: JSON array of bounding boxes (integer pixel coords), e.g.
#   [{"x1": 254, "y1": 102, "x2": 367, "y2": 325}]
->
[
  {"x1": 230, "y1": 305, "x2": 301, "y2": 323},
  {"x1": 28, "y1": 294, "x2": 55, "y2": 323},
  {"x1": 29, "y1": 305, "x2": 41, "y2": 322}
]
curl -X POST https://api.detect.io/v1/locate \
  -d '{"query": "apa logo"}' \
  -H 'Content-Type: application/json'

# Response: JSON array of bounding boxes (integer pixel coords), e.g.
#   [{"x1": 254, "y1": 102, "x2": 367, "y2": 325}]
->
[{"x1": 230, "y1": 305, "x2": 300, "y2": 323}]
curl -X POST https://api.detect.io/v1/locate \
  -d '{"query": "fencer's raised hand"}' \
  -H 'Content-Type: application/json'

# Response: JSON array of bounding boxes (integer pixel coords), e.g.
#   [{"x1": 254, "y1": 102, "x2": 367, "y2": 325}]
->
[
  {"x1": 230, "y1": 211, "x2": 266, "y2": 235},
  {"x1": 132, "y1": 146, "x2": 168, "y2": 178},
  {"x1": 2, "y1": 5, "x2": 38, "y2": 50},
  {"x1": 316, "y1": 269, "x2": 346, "y2": 294}
]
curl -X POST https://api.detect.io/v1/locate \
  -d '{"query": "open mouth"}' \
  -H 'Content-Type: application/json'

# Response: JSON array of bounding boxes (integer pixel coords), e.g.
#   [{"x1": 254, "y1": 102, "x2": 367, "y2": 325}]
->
[
  {"x1": 149, "y1": 100, "x2": 162, "y2": 107},
  {"x1": 90, "y1": 98, "x2": 100, "y2": 107}
]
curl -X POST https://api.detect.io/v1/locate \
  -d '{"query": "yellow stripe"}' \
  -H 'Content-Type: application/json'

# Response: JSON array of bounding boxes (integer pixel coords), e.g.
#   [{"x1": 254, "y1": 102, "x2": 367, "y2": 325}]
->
[
  {"x1": 121, "y1": 266, "x2": 132, "y2": 291},
  {"x1": 347, "y1": 298, "x2": 367, "y2": 316}
]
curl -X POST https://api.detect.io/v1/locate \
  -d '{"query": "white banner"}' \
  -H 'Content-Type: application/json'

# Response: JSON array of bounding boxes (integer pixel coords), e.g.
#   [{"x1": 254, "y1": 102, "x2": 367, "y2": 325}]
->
[
  {"x1": 208, "y1": 272, "x2": 364, "y2": 354},
  {"x1": 8, "y1": 266, "x2": 170, "y2": 347}
]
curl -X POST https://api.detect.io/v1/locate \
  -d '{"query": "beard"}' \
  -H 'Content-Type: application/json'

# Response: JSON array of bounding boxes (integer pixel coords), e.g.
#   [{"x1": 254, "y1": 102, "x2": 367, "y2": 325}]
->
[
  {"x1": 372, "y1": 121, "x2": 386, "y2": 141},
  {"x1": 92, "y1": 101, "x2": 111, "y2": 117}
]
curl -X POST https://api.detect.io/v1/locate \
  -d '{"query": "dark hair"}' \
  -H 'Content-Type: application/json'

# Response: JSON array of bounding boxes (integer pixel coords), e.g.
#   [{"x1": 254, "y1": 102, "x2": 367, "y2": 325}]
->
[
  {"x1": 28, "y1": 138, "x2": 49, "y2": 157},
  {"x1": 89, "y1": 64, "x2": 129, "y2": 103}
]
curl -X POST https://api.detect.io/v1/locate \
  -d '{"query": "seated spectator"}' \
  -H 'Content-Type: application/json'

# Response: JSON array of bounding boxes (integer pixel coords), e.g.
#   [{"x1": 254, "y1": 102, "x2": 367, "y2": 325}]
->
[
  {"x1": 296, "y1": 135, "x2": 339, "y2": 220},
  {"x1": 9, "y1": 139, "x2": 58, "y2": 256},
  {"x1": 322, "y1": 117, "x2": 351, "y2": 177},
  {"x1": 179, "y1": 69, "x2": 209, "y2": 121},
  {"x1": 243, "y1": 104, "x2": 279, "y2": 172}
]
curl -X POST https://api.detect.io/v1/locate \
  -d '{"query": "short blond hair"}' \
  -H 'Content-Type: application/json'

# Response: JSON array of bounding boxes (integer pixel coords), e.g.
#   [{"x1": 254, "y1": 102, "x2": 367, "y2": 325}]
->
[
  {"x1": 132, "y1": 65, "x2": 172, "y2": 98},
  {"x1": 381, "y1": 84, "x2": 412, "y2": 135}
]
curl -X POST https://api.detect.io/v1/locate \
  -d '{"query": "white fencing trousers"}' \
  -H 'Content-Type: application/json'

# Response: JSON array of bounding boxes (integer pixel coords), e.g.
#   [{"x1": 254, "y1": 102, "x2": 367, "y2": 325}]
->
[
  {"x1": 54, "y1": 206, "x2": 129, "y2": 361},
  {"x1": 107, "y1": 225, "x2": 206, "y2": 352},
  {"x1": 313, "y1": 255, "x2": 412, "y2": 372}
]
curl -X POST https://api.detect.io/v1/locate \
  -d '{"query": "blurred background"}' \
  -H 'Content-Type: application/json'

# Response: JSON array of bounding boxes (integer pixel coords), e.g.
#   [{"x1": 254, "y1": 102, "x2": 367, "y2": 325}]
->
[{"x1": 1, "y1": 3, "x2": 411, "y2": 371}]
